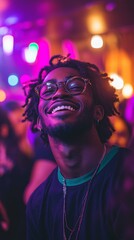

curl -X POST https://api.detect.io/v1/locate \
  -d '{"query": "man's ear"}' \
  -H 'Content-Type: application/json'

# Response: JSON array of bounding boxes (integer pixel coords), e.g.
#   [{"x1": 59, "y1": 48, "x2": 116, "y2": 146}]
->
[
  {"x1": 36, "y1": 117, "x2": 42, "y2": 131},
  {"x1": 94, "y1": 105, "x2": 104, "y2": 122}
]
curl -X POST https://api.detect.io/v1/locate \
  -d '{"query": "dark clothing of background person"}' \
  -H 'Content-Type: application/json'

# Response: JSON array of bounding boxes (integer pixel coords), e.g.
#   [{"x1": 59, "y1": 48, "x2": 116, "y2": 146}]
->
[
  {"x1": 0, "y1": 150, "x2": 33, "y2": 240},
  {"x1": 0, "y1": 105, "x2": 34, "y2": 240},
  {"x1": 23, "y1": 135, "x2": 56, "y2": 204}
]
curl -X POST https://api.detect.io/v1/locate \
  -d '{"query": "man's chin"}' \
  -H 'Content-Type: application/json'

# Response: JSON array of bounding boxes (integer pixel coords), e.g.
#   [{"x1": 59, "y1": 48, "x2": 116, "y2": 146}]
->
[
  {"x1": 46, "y1": 123, "x2": 72, "y2": 142},
  {"x1": 46, "y1": 121, "x2": 93, "y2": 144}
]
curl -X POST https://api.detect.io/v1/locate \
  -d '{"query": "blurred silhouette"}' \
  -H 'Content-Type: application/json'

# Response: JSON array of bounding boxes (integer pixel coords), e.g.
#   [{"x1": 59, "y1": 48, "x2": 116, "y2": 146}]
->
[
  {"x1": 124, "y1": 95, "x2": 134, "y2": 151},
  {"x1": 3, "y1": 100, "x2": 34, "y2": 158},
  {"x1": 108, "y1": 115, "x2": 132, "y2": 148},
  {"x1": 24, "y1": 136, "x2": 56, "y2": 203},
  {"x1": 0, "y1": 106, "x2": 33, "y2": 240},
  {"x1": 3, "y1": 98, "x2": 57, "y2": 204}
]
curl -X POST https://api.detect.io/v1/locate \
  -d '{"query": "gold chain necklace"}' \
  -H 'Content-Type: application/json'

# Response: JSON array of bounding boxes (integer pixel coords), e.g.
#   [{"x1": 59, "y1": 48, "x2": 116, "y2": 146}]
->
[{"x1": 62, "y1": 145, "x2": 107, "y2": 240}]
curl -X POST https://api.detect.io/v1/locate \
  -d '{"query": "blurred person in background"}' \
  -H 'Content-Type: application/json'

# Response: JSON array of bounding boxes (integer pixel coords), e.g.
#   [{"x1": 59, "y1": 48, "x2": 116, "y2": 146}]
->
[
  {"x1": 3, "y1": 100, "x2": 34, "y2": 158},
  {"x1": 0, "y1": 106, "x2": 33, "y2": 240},
  {"x1": 108, "y1": 115, "x2": 132, "y2": 148},
  {"x1": 23, "y1": 136, "x2": 56, "y2": 203},
  {"x1": 3, "y1": 97, "x2": 57, "y2": 204},
  {"x1": 124, "y1": 95, "x2": 134, "y2": 151}
]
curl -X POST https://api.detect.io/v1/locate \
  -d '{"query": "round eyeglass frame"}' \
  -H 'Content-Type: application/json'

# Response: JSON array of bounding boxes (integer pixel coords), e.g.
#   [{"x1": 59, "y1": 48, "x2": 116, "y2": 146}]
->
[{"x1": 34, "y1": 76, "x2": 91, "y2": 100}]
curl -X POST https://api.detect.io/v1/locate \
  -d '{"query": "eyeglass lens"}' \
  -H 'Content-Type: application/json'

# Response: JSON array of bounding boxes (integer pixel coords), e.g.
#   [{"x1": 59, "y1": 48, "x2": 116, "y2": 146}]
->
[{"x1": 38, "y1": 77, "x2": 87, "y2": 99}]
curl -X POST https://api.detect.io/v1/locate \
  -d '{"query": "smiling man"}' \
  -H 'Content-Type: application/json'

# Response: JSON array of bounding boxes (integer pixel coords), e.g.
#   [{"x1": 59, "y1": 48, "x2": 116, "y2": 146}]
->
[{"x1": 23, "y1": 54, "x2": 134, "y2": 240}]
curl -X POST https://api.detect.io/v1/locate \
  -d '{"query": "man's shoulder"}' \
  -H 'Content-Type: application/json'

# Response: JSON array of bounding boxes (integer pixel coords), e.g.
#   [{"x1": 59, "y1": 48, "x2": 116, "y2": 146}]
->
[
  {"x1": 110, "y1": 147, "x2": 134, "y2": 187},
  {"x1": 102, "y1": 146, "x2": 132, "y2": 177},
  {"x1": 110, "y1": 146, "x2": 131, "y2": 163},
  {"x1": 112, "y1": 146, "x2": 133, "y2": 168},
  {"x1": 116, "y1": 146, "x2": 133, "y2": 163}
]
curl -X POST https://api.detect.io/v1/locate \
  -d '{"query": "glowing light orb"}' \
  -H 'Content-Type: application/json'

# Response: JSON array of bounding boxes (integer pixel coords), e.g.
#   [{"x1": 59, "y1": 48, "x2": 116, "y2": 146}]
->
[
  {"x1": 91, "y1": 35, "x2": 103, "y2": 49},
  {"x1": 8, "y1": 75, "x2": 19, "y2": 86},
  {"x1": 2, "y1": 34, "x2": 14, "y2": 54},
  {"x1": 122, "y1": 84, "x2": 133, "y2": 98},
  {"x1": 109, "y1": 73, "x2": 124, "y2": 90},
  {"x1": 0, "y1": 89, "x2": 6, "y2": 102}
]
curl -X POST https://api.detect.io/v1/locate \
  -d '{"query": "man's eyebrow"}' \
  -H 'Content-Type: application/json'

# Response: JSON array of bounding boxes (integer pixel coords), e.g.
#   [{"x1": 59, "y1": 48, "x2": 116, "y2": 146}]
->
[
  {"x1": 66, "y1": 75, "x2": 77, "y2": 79},
  {"x1": 43, "y1": 75, "x2": 77, "y2": 82}
]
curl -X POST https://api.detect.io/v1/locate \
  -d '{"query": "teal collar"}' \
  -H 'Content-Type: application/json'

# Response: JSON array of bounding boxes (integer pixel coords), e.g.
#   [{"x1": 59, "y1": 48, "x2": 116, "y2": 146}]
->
[{"x1": 58, "y1": 145, "x2": 119, "y2": 186}]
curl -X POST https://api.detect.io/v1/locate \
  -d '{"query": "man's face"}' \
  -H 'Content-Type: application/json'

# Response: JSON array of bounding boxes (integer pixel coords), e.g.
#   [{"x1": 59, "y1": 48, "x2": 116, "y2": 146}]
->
[{"x1": 38, "y1": 67, "x2": 95, "y2": 142}]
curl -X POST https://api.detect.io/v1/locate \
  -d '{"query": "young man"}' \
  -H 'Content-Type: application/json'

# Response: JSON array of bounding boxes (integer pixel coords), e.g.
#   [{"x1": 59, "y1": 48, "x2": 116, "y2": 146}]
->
[{"x1": 24, "y1": 54, "x2": 134, "y2": 240}]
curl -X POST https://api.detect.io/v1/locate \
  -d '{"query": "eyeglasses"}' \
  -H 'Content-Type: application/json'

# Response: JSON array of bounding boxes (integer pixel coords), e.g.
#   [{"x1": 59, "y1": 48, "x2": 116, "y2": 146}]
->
[{"x1": 35, "y1": 76, "x2": 91, "y2": 100}]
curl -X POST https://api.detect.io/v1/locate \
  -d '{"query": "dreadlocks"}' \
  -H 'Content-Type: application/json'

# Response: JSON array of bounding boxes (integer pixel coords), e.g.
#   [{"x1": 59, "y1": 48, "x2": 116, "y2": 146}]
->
[{"x1": 23, "y1": 54, "x2": 119, "y2": 143}]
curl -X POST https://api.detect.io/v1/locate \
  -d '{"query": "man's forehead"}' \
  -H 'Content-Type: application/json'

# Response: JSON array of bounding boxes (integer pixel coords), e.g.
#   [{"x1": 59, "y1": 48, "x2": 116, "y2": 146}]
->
[{"x1": 44, "y1": 67, "x2": 80, "y2": 82}]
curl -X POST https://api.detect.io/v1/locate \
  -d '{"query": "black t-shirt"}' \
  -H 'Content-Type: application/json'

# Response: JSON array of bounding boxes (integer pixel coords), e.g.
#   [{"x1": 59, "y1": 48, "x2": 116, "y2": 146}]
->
[{"x1": 26, "y1": 146, "x2": 134, "y2": 240}]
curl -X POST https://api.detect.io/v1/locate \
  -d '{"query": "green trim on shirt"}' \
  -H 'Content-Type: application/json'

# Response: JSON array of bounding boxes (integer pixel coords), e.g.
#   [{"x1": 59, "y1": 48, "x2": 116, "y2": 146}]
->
[{"x1": 58, "y1": 145, "x2": 119, "y2": 186}]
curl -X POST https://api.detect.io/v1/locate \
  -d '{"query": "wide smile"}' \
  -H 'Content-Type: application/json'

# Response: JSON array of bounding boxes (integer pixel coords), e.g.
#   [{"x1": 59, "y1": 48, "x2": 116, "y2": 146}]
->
[
  {"x1": 47, "y1": 101, "x2": 79, "y2": 114},
  {"x1": 51, "y1": 105, "x2": 76, "y2": 113}
]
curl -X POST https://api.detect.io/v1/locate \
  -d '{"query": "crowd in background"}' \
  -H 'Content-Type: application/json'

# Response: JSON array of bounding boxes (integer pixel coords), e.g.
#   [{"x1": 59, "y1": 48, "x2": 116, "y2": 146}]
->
[
  {"x1": 0, "y1": 97, "x2": 56, "y2": 240},
  {"x1": 0, "y1": 93, "x2": 134, "y2": 240}
]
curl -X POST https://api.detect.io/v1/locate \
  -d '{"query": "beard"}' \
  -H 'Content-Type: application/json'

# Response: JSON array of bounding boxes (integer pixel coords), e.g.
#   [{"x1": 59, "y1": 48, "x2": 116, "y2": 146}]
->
[{"x1": 42, "y1": 105, "x2": 95, "y2": 144}]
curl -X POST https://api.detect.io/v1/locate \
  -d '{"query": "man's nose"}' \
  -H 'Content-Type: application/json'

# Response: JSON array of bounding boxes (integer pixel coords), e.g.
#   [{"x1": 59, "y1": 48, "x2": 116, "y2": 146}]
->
[{"x1": 52, "y1": 83, "x2": 70, "y2": 99}]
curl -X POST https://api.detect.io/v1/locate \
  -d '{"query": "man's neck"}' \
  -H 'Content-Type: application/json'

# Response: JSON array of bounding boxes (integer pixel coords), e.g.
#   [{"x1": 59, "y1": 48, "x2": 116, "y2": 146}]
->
[{"x1": 48, "y1": 131, "x2": 106, "y2": 179}]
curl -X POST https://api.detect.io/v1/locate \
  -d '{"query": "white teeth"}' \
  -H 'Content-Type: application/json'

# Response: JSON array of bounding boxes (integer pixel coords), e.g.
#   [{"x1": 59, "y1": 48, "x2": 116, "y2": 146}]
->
[{"x1": 51, "y1": 105, "x2": 75, "y2": 113}]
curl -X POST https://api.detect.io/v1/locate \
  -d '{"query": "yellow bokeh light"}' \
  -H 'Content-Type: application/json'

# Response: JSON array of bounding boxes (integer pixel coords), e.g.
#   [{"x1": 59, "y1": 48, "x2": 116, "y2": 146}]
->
[
  {"x1": 122, "y1": 84, "x2": 133, "y2": 99},
  {"x1": 87, "y1": 13, "x2": 106, "y2": 34},
  {"x1": 109, "y1": 73, "x2": 124, "y2": 90},
  {"x1": 0, "y1": 89, "x2": 6, "y2": 102}
]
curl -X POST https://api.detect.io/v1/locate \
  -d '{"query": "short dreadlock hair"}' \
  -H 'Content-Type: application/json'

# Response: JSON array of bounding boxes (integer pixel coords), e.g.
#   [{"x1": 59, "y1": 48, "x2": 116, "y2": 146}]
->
[{"x1": 23, "y1": 54, "x2": 119, "y2": 143}]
